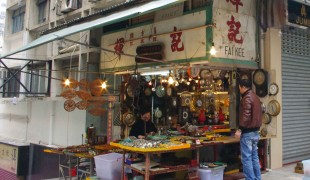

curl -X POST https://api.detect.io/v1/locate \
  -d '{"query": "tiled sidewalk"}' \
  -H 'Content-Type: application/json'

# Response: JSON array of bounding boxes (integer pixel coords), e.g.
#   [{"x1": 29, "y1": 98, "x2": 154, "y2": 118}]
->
[
  {"x1": 224, "y1": 163, "x2": 304, "y2": 180},
  {"x1": 261, "y1": 164, "x2": 304, "y2": 180}
]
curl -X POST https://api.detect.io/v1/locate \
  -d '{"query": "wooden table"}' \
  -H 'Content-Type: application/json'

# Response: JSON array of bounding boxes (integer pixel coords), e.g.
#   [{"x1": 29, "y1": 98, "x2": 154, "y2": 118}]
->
[
  {"x1": 110, "y1": 136, "x2": 270, "y2": 180},
  {"x1": 111, "y1": 142, "x2": 200, "y2": 180}
]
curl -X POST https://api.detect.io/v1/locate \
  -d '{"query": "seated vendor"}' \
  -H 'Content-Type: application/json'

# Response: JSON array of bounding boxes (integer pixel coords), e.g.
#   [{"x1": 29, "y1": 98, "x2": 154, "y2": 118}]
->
[{"x1": 129, "y1": 107, "x2": 157, "y2": 139}]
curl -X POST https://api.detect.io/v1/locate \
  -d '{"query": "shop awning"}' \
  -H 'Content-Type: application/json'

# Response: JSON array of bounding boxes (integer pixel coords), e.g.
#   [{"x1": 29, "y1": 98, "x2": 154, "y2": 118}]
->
[{"x1": 1, "y1": 0, "x2": 184, "y2": 59}]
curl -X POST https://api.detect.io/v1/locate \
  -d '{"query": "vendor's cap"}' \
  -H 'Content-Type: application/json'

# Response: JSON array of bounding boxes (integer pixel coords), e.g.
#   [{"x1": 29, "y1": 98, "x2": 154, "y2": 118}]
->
[{"x1": 139, "y1": 106, "x2": 151, "y2": 115}]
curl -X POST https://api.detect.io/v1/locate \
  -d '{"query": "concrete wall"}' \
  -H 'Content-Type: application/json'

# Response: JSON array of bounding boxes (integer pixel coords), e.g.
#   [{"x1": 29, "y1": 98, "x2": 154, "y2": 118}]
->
[
  {"x1": 0, "y1": 98, "x2": 86, "y2": 146},
  {"x1": 264, "y1": 28, "x2": 283, "y2": 169}
]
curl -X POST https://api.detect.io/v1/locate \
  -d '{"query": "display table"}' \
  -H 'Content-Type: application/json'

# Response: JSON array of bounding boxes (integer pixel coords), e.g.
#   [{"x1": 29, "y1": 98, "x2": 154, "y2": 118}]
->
[
  {"x1": 111, "y1": 142, "x2": 199, "y2": 180},
  {"x1": 110, "y1": 136, "x2": 270, "y2": 180},
  {"x1": 44, "y1": 149, "x2": 95, "y2": 180},
  {"x1": 44, "y1": 144, "x2": 118, "y2": 180}
]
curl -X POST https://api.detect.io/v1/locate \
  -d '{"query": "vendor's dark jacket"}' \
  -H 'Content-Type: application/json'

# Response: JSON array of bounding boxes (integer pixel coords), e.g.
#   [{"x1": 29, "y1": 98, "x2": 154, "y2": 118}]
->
[
  {"x1": 129, "y1": 119, "x2": 157, "y2": 138},
  {"x1": 239, "y1": 89, "x2": 262, "y2": 133}
]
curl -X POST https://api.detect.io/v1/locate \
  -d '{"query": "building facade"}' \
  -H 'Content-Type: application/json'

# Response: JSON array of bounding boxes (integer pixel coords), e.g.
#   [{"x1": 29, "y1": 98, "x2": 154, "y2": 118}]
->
[{"x1": 0, "y1": 0, "x2": 310, "y2": 174}]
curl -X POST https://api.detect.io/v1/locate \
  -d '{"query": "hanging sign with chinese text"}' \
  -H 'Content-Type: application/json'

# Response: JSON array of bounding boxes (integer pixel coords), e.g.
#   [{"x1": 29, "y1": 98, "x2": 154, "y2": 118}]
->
[
  {"x1": 100, "y1": 11, "x2": 206, "y2": 70},
  {"x1": 213, "y1": 0, "x2": 257, "y2": 61},
  {"x1": 288, "y1": 0, "x2": 310, "y2": 28}
]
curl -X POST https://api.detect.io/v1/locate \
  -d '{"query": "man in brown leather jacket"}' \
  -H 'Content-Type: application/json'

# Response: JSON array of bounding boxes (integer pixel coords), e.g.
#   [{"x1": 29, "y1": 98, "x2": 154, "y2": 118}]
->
[{"x1": 235, "y1": 78, "x2": 262, "y2": 180}]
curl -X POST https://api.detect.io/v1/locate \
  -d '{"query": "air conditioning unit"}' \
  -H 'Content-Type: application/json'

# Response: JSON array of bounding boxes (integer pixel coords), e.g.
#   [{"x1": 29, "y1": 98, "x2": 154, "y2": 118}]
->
[{"x1": 61, "y1": 0, "x2": 78, "y2": 13}]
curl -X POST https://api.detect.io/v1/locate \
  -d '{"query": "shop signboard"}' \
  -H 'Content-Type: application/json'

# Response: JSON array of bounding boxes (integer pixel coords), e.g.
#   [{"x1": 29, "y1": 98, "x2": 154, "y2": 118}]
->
[
  {"x1": 101, "y1": 11, "x2": 206, "y2": 70},
  {"x1": 0, "y1": 144, "x2": 18, "y2": 174},
  {"x1": 213, "y1": 0, "x2": 257, "y2": 61},
  {"x1": 288, "y1": 0, "x2": 310, "y2": 28}
]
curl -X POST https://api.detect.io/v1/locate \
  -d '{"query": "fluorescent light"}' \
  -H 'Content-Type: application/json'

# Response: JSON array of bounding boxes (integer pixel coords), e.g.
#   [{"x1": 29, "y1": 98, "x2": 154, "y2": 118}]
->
[{"x1": 141, "y1": 70, "x2": 169, "y2": 76}]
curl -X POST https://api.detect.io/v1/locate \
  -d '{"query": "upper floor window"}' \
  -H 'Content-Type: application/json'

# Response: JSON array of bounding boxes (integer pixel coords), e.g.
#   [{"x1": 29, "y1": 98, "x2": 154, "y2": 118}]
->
[
  {"x1": 37, "y1": 0, "x2": 47, "y2": 24},
  {"x1": 26, "y1": 64, "x2": 48, "y2": 94},
  {"x1": 2, "y1": 68, "x2": 20, "y2": 98},
  {"x1": 0, "y1": 11, "x2": 5, "y2": 19},
  {"x1": 12, "y1": 6, "x2": 25, "y2": 33}
]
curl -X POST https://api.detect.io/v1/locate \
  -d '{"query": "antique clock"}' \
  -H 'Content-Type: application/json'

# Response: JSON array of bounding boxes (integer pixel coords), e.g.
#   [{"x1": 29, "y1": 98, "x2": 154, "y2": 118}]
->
[
  {"x1": 155, "y1": 85, "x2": 166, "y2": 98},
  {"x1": 269, "y1": 82, "x2": 279, "y2": 96},
  {"x1": 267, "y1": 100, "x2": 281, "y2": 116},
  {"x1": 253, "y1": 69, "x2": 268, "y2": 97},
  {"x1": 262, "y1": 113, "x2": 272, "y2": 124}
]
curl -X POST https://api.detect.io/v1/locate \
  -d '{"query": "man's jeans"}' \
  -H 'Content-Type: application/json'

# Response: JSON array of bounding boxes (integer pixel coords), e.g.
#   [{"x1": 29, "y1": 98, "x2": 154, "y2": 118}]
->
[{"x1": 240, "y1": 131, "x2": 261, "y2": 180}]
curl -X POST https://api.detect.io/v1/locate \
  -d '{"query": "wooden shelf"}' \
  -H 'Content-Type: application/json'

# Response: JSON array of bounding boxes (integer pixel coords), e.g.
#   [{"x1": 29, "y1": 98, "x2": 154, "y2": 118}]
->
[{"x1": 124, "y1": 164, "x2": 198, "y2": 175}]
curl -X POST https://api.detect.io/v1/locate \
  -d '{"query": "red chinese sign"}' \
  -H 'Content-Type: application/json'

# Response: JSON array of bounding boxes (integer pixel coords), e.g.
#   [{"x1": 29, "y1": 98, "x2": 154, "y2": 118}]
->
[
  {"x1": 141, "y1": 30, "x2": 145, "y2": 43},
  {"x1": 129, "y1": 33, "x2": 134, "y2": 46},
  {"x1": 152, "y1": 27, "x2": 157, "y2": 42},
  {"x1": 227, "y1": 15, "x2": 243, "y2": 44},
  {"x1": 114, "y1": 38, "x2": 124, "y2": 55},
  {"x1": 226, "y1": 0, "x2": 243, "y2": 13},
  {"x1": 107, "y1": 108, "x2": 112, "y2": 144},
  {"x1": 170, "y1": 26, "x2": 184, "y2": 52}
]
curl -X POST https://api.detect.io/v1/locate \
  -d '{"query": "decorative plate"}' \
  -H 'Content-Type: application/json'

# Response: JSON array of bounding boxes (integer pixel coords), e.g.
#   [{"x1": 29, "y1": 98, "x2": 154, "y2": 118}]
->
[
  {"x1": 75, "y1": 100, "x2": 90, "y2": 110},
  {"x1": 64, "y1": 99, "x2": 76, "y2": 112}
]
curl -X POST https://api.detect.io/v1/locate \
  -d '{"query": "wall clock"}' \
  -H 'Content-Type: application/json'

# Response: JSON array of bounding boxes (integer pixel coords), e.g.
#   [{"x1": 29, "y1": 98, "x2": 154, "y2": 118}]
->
[
  {"x1": 155, "y1": 85, "x2": 165, "y2": 98},
  {"x1": 260, "y1": 127, "x2": 268, "y2": 137},
  {"x1": 184, "y1": 97, "x2": 191, "y2": 106},
  {"x1": 179, "y1": 106, "x2": 190, "y2": 125},
  {"x1": 190, "y1": 67, "x2": 200, "y2": 78},
  {"x1": 196, "y1": 98, "x2": 203, "y2": 108},
  {"x1": 269, "y1": 82, "x2": 279, "y2": 96},
  {"x1": 154, "y1": 108, "x2": 163, "y2": 119},
  {"x1": 267, "y1": 100, "x2": 281, "y2": 116},
  {"x1": 253, "y1": 69, "x2": 268, "y2": 97},
  {"x1": 262, "y1": 113, "x2": 272, "y2": 124},
  {"x1": 200, "y1": 69, "x2": 213, "y2": 81},
  {"x1": 144, "y1": 75, "x2": 152, "y2": 82},
  {"x1": 126, "y1": 84, "x2": 134, "y2": 98},
  {"x1": 123, "y1": 111, "x2": 135, "y2": 127},
  {"x1": 261, "y1": 101, "x2": 267, "y2": 113},
  {"x1": 253, "y1": 69, "x2": 267, "y2": 86}
]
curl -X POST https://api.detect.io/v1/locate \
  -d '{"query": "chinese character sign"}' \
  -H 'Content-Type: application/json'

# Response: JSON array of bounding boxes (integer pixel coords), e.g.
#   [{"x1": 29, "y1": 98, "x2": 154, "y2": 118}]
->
[
  {"x1": 213, "y1": 0, "x2": 256, "y2": 60},
  {"x1": 226, "y1": 0, "x2": 243, "y2": 13},
  {"x1": 101, "y1": 11, "x2": 207, "y2": 69},
  {"x1": 170, "y1": 26, "x2": 184, "y2": 52},
  {"x1": 227, "y1": 15, "x2": 243, "y2": 44},
  {"x1": 114, "y1": 38, "x2": 125, "y2": 56}
]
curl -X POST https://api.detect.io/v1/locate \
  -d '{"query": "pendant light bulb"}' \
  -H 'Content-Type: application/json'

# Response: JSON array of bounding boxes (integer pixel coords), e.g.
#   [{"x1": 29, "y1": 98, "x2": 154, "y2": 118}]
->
[
  {"x1": 168, "y1": 76, "x2": 174, "y2": 85},
  {"x1": 102, "y1": 81, "x2": 107, "y2": 89},
  {"x1": 210, "y1": 42, "x2": 216, "y2": 56},
  {"x1": 64, "y1": 79, "x2": 70, "y2": 86}
]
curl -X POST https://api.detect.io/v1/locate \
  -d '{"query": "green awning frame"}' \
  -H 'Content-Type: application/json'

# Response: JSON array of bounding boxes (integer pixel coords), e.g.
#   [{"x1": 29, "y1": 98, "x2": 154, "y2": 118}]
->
[{"x1": 1, "y1": 0, "x2": 184, "y2": 59}]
